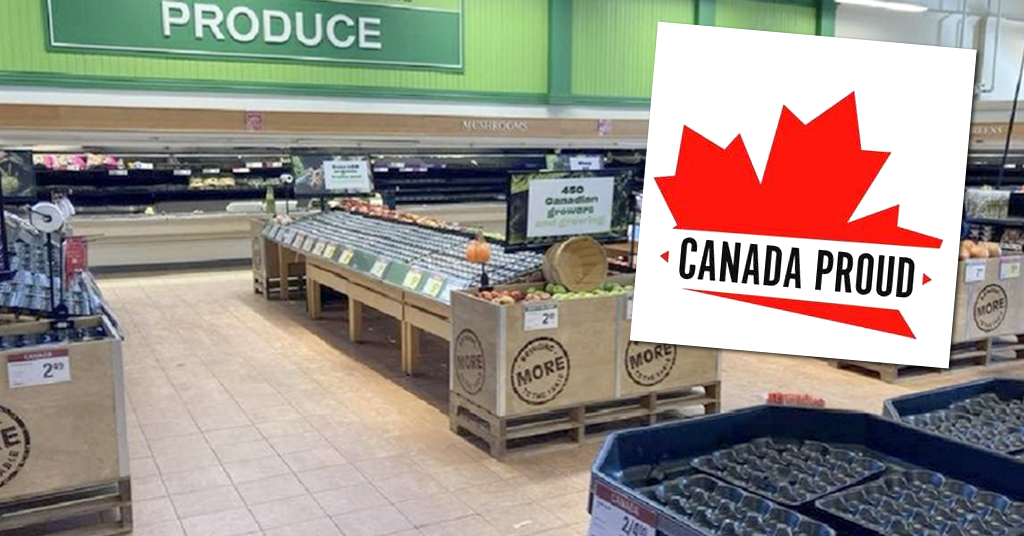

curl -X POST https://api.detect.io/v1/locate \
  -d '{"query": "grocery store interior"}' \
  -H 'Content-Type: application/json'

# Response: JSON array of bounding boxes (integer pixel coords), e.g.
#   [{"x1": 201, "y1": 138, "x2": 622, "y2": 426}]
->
[{"x1": 7, "y1": 0, "x2": 1024, "y2": 535}]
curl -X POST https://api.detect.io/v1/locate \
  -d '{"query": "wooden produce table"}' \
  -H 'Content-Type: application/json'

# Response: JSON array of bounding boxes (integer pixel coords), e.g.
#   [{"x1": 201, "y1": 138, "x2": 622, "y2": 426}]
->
[
  {"x1": 0, "y1": 315, "x2": 131, "y2": 536},
  {"x1": 303, "y1": 253, "x2": 451, "y2": 376},
  {"x1": 251, "y1": 222, "x2": 306, "y2": 300},
  {"x1": 449, "y1": 275, "x2": 721, "y2": 458}
]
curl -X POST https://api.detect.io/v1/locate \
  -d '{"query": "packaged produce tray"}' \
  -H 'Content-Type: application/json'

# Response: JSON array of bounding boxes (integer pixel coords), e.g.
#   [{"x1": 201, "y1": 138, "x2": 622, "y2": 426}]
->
[
  {"x1": 590, "y1": 405, "x2": 1024, "y2": 536},
  {"x1": 883, "y1": 379, "x2": 1024, "y2": 455}
]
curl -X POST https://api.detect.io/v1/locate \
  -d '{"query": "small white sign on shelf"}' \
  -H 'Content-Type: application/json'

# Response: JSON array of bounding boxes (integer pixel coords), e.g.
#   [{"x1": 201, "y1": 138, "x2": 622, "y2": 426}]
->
[
  {"x1": 370, "y1": 259, "x2": 389, "y2": 278},
  {"x1": 524, "y1": 304, "x2": 559, "y2": 331},
  {"x1": 965, "y1": 260, "x2": 987, "y2": 283},
  {"x1": 587, "y1": 482, "x2": 657, "y2": 536},
  {"x1": 1001, "y1": 258, "x2": 1021, "y2": 280},
  {"x1": 8, "y1": 348, "x2": 71, "y2": 389},
  {"x1": 625, "y1": 295, "x2": 633, "y2": 320}
]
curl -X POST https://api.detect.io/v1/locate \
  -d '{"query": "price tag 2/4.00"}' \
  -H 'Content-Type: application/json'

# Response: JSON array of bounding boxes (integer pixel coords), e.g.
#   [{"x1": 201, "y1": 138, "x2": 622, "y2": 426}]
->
[
  {"x1": 588, "y1": 482, "x2": 657, "y2": 536},
  {"x1": 524, "y1": 304, "x2": 558, "y2": 331},
  {"x1": 8, "y1": 348, "x2": 71, "y2": 389}
]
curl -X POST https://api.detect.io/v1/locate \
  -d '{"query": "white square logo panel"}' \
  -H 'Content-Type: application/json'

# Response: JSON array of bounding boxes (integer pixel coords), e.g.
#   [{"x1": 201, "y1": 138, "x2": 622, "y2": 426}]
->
[{"x1": 631, "y1": 24, "x2": 977, "y2": 368}]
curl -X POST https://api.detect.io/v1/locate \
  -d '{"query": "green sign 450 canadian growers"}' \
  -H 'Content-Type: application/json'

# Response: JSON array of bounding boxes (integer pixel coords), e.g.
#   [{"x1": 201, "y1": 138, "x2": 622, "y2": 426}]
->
[{"x1": 45, "y1": 0, "x2": 463, "y2": 70}]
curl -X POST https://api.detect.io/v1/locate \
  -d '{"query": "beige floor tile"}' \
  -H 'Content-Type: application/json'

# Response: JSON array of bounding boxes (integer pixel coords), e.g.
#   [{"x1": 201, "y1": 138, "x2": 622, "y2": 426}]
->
[
  {"x1": 280, "y1": 446, "x2": 348, "y2": 473},
  {"x1": 181, "y1": 507, "x2": 260, "y2": 536},
  {"x1": 267, "y1": 431, "x2": 331, "y2": 455},
  {"x1": 393, "y1": 493, "x2": 475, "y2": 527},
  {"x1": 353, "y1": 456, "x2": 422, "y2": 482},
  {"x1": 312, "y1": 483, "x2": 390, "y2": 516},
  {"x1": 142, "y1": 420, "x2": 201, "y2": 440},
  {"x1": 478, "y1": 503, "x2": 567, "y2": 535},
  {"x1": 236, "y1": 474, "x2": 309, "y2": 505},
  {"x1": 131, "y1": 457, "x2": 161, "y2": 479},
  {"x1": 156, "y1": 451, "x2": 223, "y2": 475},
  {"x1": 371, "y1": 471, "x2": 448, "y2": 503},
  {"x1": 134, "y1": 498, "x2": 179, "y2": 527},
  {"x1": 331, "y1": 504, "x2": 414, "y2": 536},
  {"x1": 256, "y1": 418, "x2": 315, "y2": 439},
  {"x1": 244, "y1": 404, "x2": 302, "y2": 424},
  {"x1": 296, "y1": 464, "x2": 367, "y2": 493},
  {"x1": 541, "y1": 494, "x2": 591, "y2": 526},
  {"x1": 263, "y1": 518, "x2": 342, "y2": 536},
  {"x1": 205, "y1": 426, "x2": 264, "y2": 447},
  {"x1": 149, "y1": 435, "x2": 216, "y2": 460},
  {"x1": 171, "y1": 486, "x2": 245, "y2": 519},
  {"x1": 162, "y1": 466, "x2": 233, "y2": 496},
  {"x1": 223, "y1": 456, "x2": 292, "y2": 484},
  {"x1": 131, "y1": 519, "x2": 186, "y2": 536},
  {"x1": 133, "y1": 475, "x2": 169, "y2": 501},
  {"x1": 424, "y1": 462, "x2": 506, "y2": 492},
  {"x1": 213, "y1": 439, "x2": 278, "y2": 464},
  {"x1": 249, "y1": 496, "x2": 327, "y2": 531},
  {"x1": 417, "y1": 515, "x2": 501, "y2": 536}
]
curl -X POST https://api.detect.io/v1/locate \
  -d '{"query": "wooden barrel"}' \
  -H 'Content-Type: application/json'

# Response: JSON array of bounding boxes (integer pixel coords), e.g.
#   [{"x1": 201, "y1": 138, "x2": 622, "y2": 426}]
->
[{"x1": 542, "y1": 236, "x2": 608, "y2": 291}]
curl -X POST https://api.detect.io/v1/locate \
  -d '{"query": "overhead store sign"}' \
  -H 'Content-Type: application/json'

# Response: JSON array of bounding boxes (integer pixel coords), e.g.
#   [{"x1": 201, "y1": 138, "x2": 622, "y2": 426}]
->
[{"x1": 45, "y1": 0, "x2": 463, "y2": 70}]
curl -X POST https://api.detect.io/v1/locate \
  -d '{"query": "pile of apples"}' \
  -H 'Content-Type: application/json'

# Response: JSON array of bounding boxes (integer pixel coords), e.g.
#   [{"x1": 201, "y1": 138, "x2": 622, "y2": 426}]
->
[
  {"x1": 960, "y1": 240, "x2": 1002, "y2": 260},
  {"x1": 477, "y1": 282, "x2": 636, "y2": 306}
]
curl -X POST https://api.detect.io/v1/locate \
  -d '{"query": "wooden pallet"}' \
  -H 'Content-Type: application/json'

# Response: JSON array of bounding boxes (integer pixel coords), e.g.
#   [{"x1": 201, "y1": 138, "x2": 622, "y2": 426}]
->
[
  {"x1": 253, "y1": 272, "x2": 304, "y2": 299},
  {"x1": 450, "y1": 382, "x2": 721, "y2": 458},
  {"x1": 0, "y1": 478, "x2": 131, "y2": 536},
  {"x1": 830, "y1": 336, "x2": 1024, "y2": 383}
]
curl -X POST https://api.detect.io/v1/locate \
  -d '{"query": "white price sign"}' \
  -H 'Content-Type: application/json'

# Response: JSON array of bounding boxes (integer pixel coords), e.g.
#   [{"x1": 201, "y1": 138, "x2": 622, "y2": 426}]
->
[
  {"x1": 588, "y1": 482, "x2": 657, "y2": 536},
  {"x1": 625, "y1": 295, "x2": 633, "y2": 320},
  {"x1": 965, "y1": 260, "x2": 987, "y2": 283},
  {"x1": 526, "y1": 177, "x2": 615, "y2": 238},
  {"x1": 524, "y1": 304, "x2": 559, "y2": 331},
  {"x1": 1001, "y1": 259, "x2": 1021, "y2": 280},
  {"x1": 569, "y1": 155, "x2": 603, "y2": 171},
  {"x1": 8, "y1": 348, "x2": 71, "y2": 389},
  {"x1": 370, "y1": 259, "x2": 389, "y2": 278},
  {"x1": 323, "y1": 158, "x2": 373, "y2": 193}
]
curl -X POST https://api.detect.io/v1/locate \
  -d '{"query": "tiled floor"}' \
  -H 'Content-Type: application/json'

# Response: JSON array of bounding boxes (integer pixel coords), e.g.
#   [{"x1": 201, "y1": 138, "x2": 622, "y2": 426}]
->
[{"x1": 100, "y1": 269, "x2": 1024, "y2": 536}]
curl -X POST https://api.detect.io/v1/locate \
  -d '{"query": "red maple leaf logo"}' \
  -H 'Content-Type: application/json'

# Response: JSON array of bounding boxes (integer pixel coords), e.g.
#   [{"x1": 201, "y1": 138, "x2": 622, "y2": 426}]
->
[
  {"x1": 655, "y1": 92, "x2": 939, "y2": 338},
  {"x1": 656, "y1": 92, "x2": 941, "y2": 249}
]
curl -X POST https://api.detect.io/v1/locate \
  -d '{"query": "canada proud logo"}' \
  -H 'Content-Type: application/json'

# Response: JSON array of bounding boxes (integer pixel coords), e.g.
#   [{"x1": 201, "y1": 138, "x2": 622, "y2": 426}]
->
[
  {"x1": 655, "y1": 93, "x2": 939, "y2": 339},
  {"x1": 631, "y1": 25, "x2": 974, "y2": 367}
]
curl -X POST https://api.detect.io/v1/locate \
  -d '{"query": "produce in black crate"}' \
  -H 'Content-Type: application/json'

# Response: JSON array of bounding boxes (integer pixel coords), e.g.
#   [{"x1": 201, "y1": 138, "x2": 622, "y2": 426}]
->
[{"x1": 901, "y1": 393, "x2": 1024, "y2": 453}]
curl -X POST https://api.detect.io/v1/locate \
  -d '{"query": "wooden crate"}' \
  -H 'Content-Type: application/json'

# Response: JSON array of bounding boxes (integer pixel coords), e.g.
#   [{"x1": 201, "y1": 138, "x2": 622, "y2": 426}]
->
[
  {"x1": 0, "y1": 315, "x2": 130, "y2": 535},
  {"x1": 450, "y1": 381, "x2": 719, "y2": 458},
  {"x1": 952, "y1": 256, "x2": 1024, "y2": 343},
  {"x1": 450, "y1": 284, "x2": 618, "y2": 419}
]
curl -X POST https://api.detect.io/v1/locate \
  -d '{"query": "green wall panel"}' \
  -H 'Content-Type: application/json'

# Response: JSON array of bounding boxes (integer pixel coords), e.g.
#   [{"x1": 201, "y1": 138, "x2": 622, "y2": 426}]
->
[
  {"x1": 0, "y1": 0, "x2": 549, "y2": 98},
  {"x1": 570, "y1": 0, "x2": 695, "y2": 100},
  {"x1": 715, "y1": 0, "x2": 818, "y2": 35}
]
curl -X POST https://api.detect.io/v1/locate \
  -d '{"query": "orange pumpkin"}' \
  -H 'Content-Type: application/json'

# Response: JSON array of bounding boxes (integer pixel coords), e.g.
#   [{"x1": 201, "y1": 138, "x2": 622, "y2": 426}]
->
[{"x1": 466, "y1": 233, "x2": 491, "y2": 264}]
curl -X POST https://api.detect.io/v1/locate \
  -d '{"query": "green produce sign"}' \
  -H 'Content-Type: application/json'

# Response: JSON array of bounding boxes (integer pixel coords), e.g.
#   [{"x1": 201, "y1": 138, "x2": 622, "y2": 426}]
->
[{"x1": 45, "y1": 0, "x2": 464, "y2": 70}]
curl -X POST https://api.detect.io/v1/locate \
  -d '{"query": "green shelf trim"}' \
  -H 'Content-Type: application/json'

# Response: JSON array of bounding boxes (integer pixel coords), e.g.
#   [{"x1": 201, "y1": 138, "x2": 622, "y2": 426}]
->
[{"x1": 696, "y1": 0, "x2": 716, "y2": 26}]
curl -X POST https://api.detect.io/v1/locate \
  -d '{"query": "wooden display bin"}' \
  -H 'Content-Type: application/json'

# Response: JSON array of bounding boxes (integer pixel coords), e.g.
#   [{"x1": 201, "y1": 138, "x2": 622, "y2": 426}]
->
[
  {"x1": 0, "y1": 315, "x2": 131, "y2": 535},
  {"x1": 952, "y1": 256, "x2": 1024, "y2": 343},
  {"x1": 450, "y1": 276, "x2": 721, "y2": 457}
]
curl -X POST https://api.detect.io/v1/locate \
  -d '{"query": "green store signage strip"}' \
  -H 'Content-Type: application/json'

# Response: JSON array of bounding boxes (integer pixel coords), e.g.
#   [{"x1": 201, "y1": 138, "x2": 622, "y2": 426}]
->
[{"x1": 45, "y1": 0, "x2": 464, "y2": 70}]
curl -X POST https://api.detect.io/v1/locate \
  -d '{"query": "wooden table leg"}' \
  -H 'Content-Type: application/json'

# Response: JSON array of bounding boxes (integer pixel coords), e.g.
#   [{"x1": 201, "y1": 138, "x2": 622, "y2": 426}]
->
[
  {"x1": 401, "y1": 322, "x2": 420, "y2": 376},
  {"x1": 307, "y1": 277, "x2": 322, "y2": 320},
  {"x1": 277, "y1": 247, "x2": 289, "y2": 300},
  {"x1": 348, "y1": 297, "x2": 363, "y2": 342}
]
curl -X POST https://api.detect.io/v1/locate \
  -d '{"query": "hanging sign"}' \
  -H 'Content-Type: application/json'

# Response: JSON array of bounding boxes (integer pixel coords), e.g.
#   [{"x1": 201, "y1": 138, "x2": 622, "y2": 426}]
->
[
  {"x1": 46, "y1": 0, "x2": 464, "y2": 70},
  {"x1": 64, "y1": 237, "x2": 88, "y2": 286}
]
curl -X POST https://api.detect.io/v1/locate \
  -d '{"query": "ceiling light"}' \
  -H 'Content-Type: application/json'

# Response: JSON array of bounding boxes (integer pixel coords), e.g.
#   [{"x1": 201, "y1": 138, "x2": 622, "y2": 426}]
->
[{"x1": 836, "y1": 0, "x2": 929, "y2": 13}]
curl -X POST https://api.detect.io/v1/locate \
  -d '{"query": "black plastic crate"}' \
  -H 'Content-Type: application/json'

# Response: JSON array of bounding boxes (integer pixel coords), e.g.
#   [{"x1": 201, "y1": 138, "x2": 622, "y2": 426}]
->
[
  {"x1": 590, "y1": 405, "x2": 1024, "y2": 536},
  {"x1": 883, "y1": 379, "x2": 1024, "y2": 455}
]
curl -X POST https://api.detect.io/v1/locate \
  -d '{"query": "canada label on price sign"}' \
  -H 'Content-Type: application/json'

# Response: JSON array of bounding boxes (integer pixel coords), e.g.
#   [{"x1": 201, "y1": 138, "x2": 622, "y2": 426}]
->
[
  {"x1": 524, "y1": 304, "x2": 559, "y2": 331},
  {"x1": 339, "y1": 249, "x2": 355, "y2": 266},
  {"x1": 7, "y1": 348, "x2": 71, "y2": 389},
  {"x1": 588, "y1": 481, "x2": 658, "y2": 536}
]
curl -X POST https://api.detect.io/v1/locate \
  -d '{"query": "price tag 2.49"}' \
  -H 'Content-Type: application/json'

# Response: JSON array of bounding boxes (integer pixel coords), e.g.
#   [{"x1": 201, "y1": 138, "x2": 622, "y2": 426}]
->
[
  {"x1": 524, "y1": 304, "x2": 558, "y2": 331},
  {"x1": 588, "y1": 482, "x2": 656, "y2": 536},
  {"x1": 8, "y1": 348, "x2": 71, "y2": 389}
]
